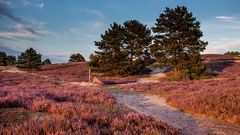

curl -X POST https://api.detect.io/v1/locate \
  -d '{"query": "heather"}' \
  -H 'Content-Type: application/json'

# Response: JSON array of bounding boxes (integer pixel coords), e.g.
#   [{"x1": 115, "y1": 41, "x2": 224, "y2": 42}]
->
[
  {"x1": 33, "y1": 62, "x2": 89, "y2": 82},
  {"x1": 0, "y1": 72, "x2": 178, "y2": 134},
  {"x1": 120, "y1": 62, "x2": 240, "y2": 124},
  {"x1": 202, "y1": 54, "x2": 235, "y2": 61}
]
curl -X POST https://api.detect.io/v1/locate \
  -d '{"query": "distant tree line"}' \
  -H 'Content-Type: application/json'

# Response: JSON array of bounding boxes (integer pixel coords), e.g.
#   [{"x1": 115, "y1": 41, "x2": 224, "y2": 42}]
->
[
  {"x1": 1, "y1": 48, "x2": 85, "y2": 69},
  {"x1": 224, "y1": 51, "x2": 240, "y2": 56},
  {"x1": 90, "y1": 6, "x2": 210, "y2": 80},
  {"x1": 0, "y1": 51, "x2": 16, "y2": 66}
]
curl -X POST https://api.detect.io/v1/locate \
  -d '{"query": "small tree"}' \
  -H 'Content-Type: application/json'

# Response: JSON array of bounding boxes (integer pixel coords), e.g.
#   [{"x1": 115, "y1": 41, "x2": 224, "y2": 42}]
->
[
  {"x1": 17, "y1": 48, "x2": 42, "y2": 69},
  {"x1": 7, "y1": 55, "x2": 16, "y2": 65},
  {"x1": 69, "y1": 53, "x2": 85, "y2": 62},
  {"x1": 42, "y1": 58, "x2": 51, "y2": 65},
  {"x1": 0, "y1": 51, "x2": 7, "y2": 66},
  {"x1": 152, "y1": 6, "x2": 208, "y2": 80}
]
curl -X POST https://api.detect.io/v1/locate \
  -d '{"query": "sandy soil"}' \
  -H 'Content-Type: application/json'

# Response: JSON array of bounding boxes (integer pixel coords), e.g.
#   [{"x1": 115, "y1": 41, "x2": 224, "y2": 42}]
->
[{"x1": 104, "y1": 86, "x2": 240, "y2": 135}]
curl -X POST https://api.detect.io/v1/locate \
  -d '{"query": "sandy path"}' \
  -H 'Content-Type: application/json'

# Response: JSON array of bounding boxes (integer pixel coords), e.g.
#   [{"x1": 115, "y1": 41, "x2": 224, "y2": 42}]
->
[
  {"x1": 8, "y1": 72, "x2": 240, "y2": 135},
  {"x1": 104, "y1": 86, "x2": 240, "y2": 135}
]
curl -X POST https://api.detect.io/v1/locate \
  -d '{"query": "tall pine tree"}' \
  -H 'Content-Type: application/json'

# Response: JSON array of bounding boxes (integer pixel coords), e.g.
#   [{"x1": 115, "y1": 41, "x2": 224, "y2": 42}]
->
[
  {"x1": 124, "y1": 20, "x2": 153, "y2": 72},
  {"x1": 152, "y1": 6, "x2": 208, "y2": 79},
  {"x1": 94, "y1": 22, "x2": 127, "y2": 74},
  {"x1": 92, "y1": 21, "x2": 153, "y2": 75}
]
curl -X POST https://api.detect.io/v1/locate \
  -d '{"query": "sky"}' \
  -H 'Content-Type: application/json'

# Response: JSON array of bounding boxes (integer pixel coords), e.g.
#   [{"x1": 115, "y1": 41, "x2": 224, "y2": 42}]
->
[{"x1": 0, "y1": 0, "x2": 240, "y2": 63}]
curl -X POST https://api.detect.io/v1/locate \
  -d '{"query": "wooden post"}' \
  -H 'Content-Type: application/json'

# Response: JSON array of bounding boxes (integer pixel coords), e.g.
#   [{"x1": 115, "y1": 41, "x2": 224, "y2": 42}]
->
[{"x1": 89, "y1": 67, "x2": 91, "y2": 83}]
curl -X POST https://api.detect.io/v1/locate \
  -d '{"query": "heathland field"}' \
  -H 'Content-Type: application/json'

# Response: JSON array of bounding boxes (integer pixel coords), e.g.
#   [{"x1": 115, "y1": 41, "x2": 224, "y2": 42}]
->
[{"x1": 0, "y1": 54, "x2": 240, "y2": 134}]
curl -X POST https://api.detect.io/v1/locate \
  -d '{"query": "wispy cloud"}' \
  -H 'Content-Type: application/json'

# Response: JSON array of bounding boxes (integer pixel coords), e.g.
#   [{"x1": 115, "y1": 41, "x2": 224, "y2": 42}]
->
[
  {"x1": 215, "y1": 16, "x2": 240, "y2": 23},
  {"x1": 0, "y1": 21, "x2": 51, "y2": 41},
  {"x1": 204, "y1": 38, "x2": 240, "y2": 54},
  {"x1": 82, "y1": 9, "x2": 104, "y2": 19},
  {"x1": 36, "y1": 2, "x2": 44, "y2": 9},
  {"x1": 0, "y1": 1, "x2": 50, "y2": 41},
  {"x1": 0, "y1": 0, "x2": 24, "y2": 23},
  {"x1": 71, "y1": 8, "x2": 104, "y2": 20}
]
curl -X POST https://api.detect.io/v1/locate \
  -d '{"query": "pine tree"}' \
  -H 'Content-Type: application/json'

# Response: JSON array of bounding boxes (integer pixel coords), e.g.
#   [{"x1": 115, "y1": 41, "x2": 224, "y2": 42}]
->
[
  {"x1": 7, "y1": 55, "x2": 16, "y2": 65},
  {"x1": 92, "y1": 21, "x2": 153, "y2": 75},
  {"x1": 42, "y1": 58, "x2": 51, "y2": 65},
  {"x1": 69, "y1": 53, "x2": 85, "y2": 62},
  {"x1": 17, "y1": 48, "x2": 42, "y2": 69},
  {"x1": 94, "y1": 22, "x2": 127, "y2": 74},
  {"x1": 0, "y1": 51, "x2": 7, "y2": 66},
  {"x1": 123, "y1": 20, "x2": 153, "y2": 72},
  {"x1": 152, "y1": 6, "x2": 208, "y2": 79}
]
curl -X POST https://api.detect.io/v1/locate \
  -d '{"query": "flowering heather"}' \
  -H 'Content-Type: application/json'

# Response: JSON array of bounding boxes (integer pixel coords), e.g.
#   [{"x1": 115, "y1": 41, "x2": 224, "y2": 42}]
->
[
  {"x1": 202, "y1": 54, "x2": 235, "y2": 61},
  {"x1": 121, "y1": 62, "x2": 240, "y2": 124},
  {"x1": 0, "y1": 72, "x2": 178, "y2": 134},
  {"x1": 33, "y1": 62, "x2": 89, "y2": 82}
]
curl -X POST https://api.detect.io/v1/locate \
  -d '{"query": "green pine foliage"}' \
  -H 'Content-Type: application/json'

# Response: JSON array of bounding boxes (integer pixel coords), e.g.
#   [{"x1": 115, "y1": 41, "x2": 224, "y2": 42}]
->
[
  {"x1": 91, "y1": 20, "x2": 153, "y2": 75},
  {"x1": 175, "y1": 54, "x2": 209, "y2": 80},
  {"x1": 42, "y1": 58, "x2": 51, "y2": 65},
  {"x1": 152, "y1": 6, "x2": 208, "y2": 80},
  {"x1": 7, "y1": 55, "x2": 16, "y2": 65},
  {"x1": 69, "y1": 53, "x2": 85, "y2": 62},
  {"x1": 224, "y1": 51, "x2": 240, "y2": 56},
  {"x1": 17, "y1": 48, "x2": 42, "y2": 69},
  {"x1": 0, "y1": 51, "x2": 7, "y2": 66}
]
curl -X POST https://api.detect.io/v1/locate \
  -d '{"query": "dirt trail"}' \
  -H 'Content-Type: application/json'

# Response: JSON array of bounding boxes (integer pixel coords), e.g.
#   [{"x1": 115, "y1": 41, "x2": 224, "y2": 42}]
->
[
  {"x1": 6, "y1": 71, "x2": 240, "y2": 135},
  {"x1": 104, "y1": 85, "x2": 240, "y2": 135}
]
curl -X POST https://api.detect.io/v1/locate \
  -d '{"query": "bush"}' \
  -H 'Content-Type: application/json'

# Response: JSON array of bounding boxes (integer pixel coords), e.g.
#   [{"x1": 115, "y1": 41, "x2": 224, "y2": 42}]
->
[{"x1": 176, "y1": 54, "x2": 209, "y2": 80}]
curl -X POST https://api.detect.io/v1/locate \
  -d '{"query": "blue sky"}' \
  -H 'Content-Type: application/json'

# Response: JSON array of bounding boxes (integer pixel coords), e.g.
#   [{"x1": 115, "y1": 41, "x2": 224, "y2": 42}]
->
[{"x1": 0, "y1": 0, "x2": 240, "y2": 63}]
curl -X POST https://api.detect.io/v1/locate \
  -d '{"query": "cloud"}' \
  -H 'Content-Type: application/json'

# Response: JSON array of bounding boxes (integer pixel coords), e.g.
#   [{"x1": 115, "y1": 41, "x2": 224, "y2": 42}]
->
[
  {"x1": 216, "y1": 16, "x2": 235, "y2": 20},
  {"x1": 204, "y1": 38, "x2": 240, "y2": 54},
  {"x1": 72, "y1": 8, "x2": 104, "y2": 20},
  {"x1": 21, "y1": 0, "x2": 31, "y2": 6},
  {"x1": 0, "y1": 1, "x2": 50, "y2": 41},
  {"x1": 215, "y1": 16, "x2": 240, "y2": 23},
  {"x1": 0, "y1": 0, "x2": 24, "y2": 23},
  {"x1": 0, "y1": 21, "x2": 51, "y2": 41},
  {"x1": 0, "y1": 44, "x2": 21, "y2": 56},
  {"x1": 36, "y1": 2, "x2": 44, "y2": 9},
  {"x1": 82, "y1": 9, "x2": 103, "y2": 19}
]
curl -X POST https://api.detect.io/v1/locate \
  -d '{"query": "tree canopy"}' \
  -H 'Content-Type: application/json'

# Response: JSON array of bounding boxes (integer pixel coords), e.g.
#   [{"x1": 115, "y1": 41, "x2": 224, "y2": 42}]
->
[
  {"x1": 224, "y1": 51, "x2": 240, "y2": 56},
  {"x1": 7, "y1": 55, "x2": 16, "y2": 65},
  {"x1": 91, "y1": 20, "x2": 153, "y2": 75},
  {"x1": 151, "y1": 6, "x2": 208, "y2": 79},
  {"x1": 42, "y1": 58, "x2": 51, "y2": 65},
  {"x1": 0, "y1": 51, "x2": 7, "y2": 66},
  {"x1": 17, "y1": 48, "x2": 42, "y2": 69},
  {"x1": 69, "y1": 53, "x2": 85, "y2": 62}
]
